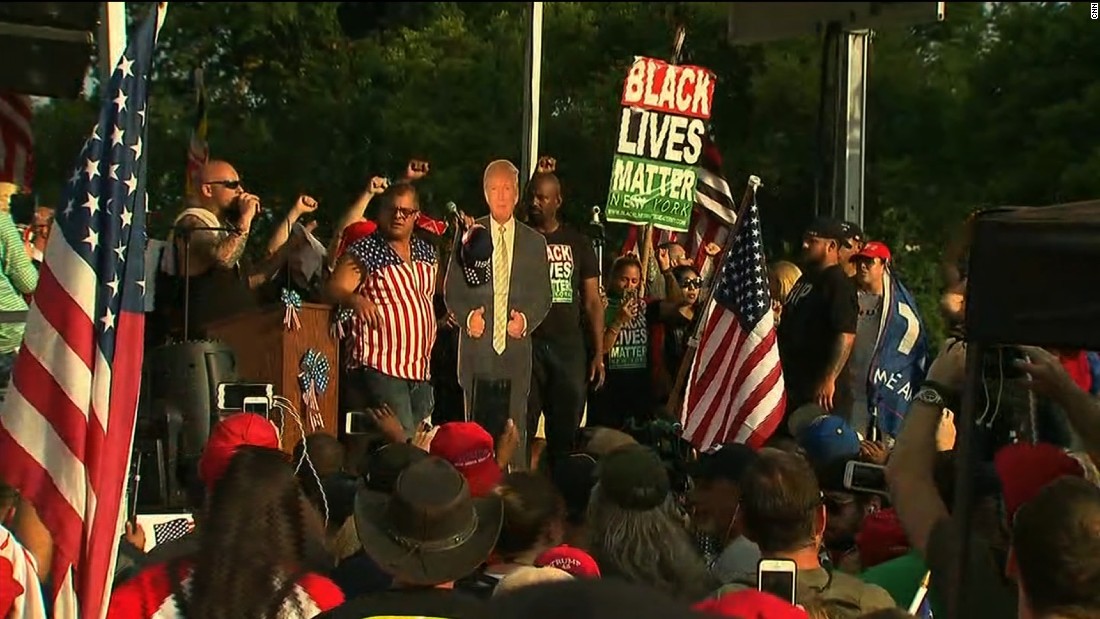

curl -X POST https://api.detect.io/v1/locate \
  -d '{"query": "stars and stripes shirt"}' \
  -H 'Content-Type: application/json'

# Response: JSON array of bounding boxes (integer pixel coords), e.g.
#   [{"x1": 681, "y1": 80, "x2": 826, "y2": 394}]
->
[{"x1": 344, "y1": 233, "x2": 437, "y2": 381}]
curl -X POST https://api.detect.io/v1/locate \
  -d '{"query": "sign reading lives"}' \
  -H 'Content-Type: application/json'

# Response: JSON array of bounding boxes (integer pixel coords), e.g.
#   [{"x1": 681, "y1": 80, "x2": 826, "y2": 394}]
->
[{"x1": 606, "y1": 57, "x2": 716, "y2": 232}]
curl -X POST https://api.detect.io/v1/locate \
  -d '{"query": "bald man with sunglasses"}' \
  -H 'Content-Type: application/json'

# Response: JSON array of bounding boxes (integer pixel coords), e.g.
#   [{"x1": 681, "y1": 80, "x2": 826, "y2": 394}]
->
[{"x1": 165, "y1": 160, "x2": 315, "y2": 338}]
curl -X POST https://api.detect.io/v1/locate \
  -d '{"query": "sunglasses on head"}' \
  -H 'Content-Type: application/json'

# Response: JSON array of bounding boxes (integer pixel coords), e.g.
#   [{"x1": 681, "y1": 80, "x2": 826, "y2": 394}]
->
[{"x1": 206, "y1": 179, "x2": 242, "y2": 190}]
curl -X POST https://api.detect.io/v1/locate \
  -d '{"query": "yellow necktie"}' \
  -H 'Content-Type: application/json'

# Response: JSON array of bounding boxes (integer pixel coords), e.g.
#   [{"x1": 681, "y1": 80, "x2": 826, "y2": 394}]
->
[{"x1": 493, "y1": 224, "x2": 510, "y2": 354}]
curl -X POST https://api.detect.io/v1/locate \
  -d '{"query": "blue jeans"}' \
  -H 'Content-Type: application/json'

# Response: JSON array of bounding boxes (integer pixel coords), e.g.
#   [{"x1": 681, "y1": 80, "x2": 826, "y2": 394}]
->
[{"x1": 356, "y1": 366, "x2": 434, "y2": 437}]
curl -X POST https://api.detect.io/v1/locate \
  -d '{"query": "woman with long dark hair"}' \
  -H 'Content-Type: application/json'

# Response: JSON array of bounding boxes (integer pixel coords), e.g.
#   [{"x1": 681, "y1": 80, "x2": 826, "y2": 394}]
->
[{"x1": 108, "y1": 447, "x2": 343, "y2": 618}]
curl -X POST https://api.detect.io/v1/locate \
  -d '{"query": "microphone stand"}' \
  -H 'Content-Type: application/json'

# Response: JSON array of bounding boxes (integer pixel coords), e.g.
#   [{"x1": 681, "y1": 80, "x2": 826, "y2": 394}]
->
[
  {"x1": 175, "y1": 224, "x2": 243, "y2": 342},
  {"x1": 589, "y1": 206, "x2": 606, "y2": 293}
]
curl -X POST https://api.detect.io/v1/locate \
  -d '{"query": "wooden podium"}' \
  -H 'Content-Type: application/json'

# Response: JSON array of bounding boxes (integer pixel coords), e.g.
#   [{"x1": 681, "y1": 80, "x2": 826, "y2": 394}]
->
[{"x1": 206, "y1": 302, "x2": 340, "y2": 453}]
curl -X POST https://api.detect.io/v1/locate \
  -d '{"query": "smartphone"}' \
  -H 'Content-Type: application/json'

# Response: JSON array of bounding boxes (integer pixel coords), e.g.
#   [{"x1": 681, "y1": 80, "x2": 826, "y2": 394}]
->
[
  {"x1": 843, "y1": 460, "x2": 889, "y2": 496},
  {"x1": 216, "y1": 382, "x2": 273, "y2": 412},
  {"x1": 8, "y1": 193, "x2": 35, "y2": 226},
  {"x1": 242, "y1": 396, "x2": 270, "y2": 416},
  {"x1": 757, "y1": 558, "x2": 797, "y2": 604},
  {"x1": 345, "y1": 411, "x2": 377, "y2": 435}
]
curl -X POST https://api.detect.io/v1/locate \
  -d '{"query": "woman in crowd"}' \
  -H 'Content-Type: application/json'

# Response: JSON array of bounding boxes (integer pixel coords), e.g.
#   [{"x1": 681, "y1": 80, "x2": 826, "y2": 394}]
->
[
  {"x1": 108, "y1": 447, "x2": 343, "y2": 618},
  {"x1": 586, "y1": 445, "x2": 716, "y2": 602},
  {"x1": 767, "y1": 260, "x2": 801, "y2": 326}
]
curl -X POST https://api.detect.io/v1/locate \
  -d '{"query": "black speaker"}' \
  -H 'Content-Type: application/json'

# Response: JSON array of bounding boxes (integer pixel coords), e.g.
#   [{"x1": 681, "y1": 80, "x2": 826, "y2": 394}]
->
[
  {"x1": 139, "y1": 340, "x2": 237, "y2": 509},
  {"x1": 966, "y1": 201, "x2": 1100, "y2": 350}
]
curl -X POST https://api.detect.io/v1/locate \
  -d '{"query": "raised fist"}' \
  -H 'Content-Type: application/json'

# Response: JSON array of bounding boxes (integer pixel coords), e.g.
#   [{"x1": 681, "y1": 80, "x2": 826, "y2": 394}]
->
[
  {"x1": 294, "y1": 195, "x2": 319, "y2": 214},
  {"x1": 537, "y1": 156, "x2": 557, "y2": 174},
  {"x1": 368, "y1": 176, "x2": 389, "y2": 196},
  {"x1": 405, "y1": 159, "x2": 430, "y2": 180}
]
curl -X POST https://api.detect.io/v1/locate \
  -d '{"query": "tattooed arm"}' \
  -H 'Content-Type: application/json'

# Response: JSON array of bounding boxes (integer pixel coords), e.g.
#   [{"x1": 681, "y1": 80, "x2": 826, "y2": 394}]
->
[
  {"x1": 815, "y1": 332, "x2": 855, "y2": 411},
  {"x1": 175, "y1": 215, "x2": 250, "y2": 275}
]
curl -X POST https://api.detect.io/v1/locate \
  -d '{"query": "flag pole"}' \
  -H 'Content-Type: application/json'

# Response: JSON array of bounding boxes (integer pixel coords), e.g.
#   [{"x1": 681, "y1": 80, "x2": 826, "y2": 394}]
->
[
  {"x1": 635, "y1": 24, "x2": 688, "y2": 292},
  {"x1": 667, "y1": 175, "x2": 762, "y2": 421}
]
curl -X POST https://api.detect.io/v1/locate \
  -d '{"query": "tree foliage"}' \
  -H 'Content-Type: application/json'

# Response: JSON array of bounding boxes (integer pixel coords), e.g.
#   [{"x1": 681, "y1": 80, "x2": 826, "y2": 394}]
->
[{"x1": 28, "y1": 1, "x2": 1100, "y2": 343}]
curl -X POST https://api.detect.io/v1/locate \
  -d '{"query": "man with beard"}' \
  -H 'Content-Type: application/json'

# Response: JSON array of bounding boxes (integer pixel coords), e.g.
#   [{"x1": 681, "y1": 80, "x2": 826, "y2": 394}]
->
[
  {"x1": 777, "y1": 217, "x2": 859, "y2": 417},
  {"x1": 525, "y1": 172, "x2": 605, "y2": 468},
  {"x1": 161, "y1": 160, "x2": 316, "y2": 339}
]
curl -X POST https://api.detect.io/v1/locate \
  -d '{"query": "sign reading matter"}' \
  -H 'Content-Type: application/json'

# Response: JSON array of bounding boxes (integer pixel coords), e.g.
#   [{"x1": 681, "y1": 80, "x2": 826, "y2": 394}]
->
[{"x1": 606, "y1": 57, "x2": 716, "y2": 232}]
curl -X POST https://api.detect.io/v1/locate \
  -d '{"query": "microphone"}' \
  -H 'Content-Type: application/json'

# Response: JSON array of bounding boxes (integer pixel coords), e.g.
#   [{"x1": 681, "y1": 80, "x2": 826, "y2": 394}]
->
[{"x1": 445, "y1": 201, "x2": 469, "y2": 221}]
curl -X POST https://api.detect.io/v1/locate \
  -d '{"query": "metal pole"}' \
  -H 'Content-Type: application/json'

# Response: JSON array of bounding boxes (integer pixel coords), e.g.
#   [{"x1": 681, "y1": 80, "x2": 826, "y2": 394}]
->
[
  {"x1": 832, "y1": 29, "x2": 871, "y2": 227},
  {"x1": 519, "y1": 2, "x2": 544, "y2": 184},
  {"x1": 98, "y1": 2, "x2": 128, "y2": 89}
]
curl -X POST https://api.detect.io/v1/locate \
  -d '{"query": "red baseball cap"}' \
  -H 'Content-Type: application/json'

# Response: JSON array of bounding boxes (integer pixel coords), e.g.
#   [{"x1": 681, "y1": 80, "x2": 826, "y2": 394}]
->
[
  {"x1": 994, "y1": 442, "x2": 1084, "y2": 521},
  {"x1": 855, "y1": 241, "x2": 891, "y2": 262},
  {"x1": 694, "y1": 589, "x2": 809, "y2": 619},
  {"x1": 198, "y1": 413, "x2": 280, "y2": 491},
  {"x1": 429, "y1": 422, "x2": 502, "y2": 497},
  {"x1": 535, "y1": 545, "x2": 601, "y2": 579},
  {"x1": 335, "y1": 219, "x2": 378, "y2": 259},
  {"x1": 855, "y1": 508, "x2": 910, "y2": 569}
]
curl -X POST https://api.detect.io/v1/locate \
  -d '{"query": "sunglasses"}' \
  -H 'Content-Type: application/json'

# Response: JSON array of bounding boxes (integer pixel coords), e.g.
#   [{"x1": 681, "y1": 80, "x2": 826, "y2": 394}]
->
[
  {"x1": 205, "y1": 179, "x2": 242, "y2": 190},
  {"x1": 680, "y1": 278, "x2": 703, "y2": 290}
]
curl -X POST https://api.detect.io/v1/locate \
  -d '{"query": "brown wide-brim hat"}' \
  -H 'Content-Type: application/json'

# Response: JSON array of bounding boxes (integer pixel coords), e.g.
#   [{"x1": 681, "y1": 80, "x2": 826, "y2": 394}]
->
[{"x1": 354, "y1": 456, "x2": 504, "y2": 586}]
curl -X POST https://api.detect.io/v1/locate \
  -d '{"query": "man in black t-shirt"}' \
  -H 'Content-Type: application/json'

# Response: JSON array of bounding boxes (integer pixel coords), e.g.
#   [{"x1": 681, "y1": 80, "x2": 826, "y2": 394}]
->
[
  {"x1": 777, "y1": 217, "x2": 859, "y2": 417},
  {"x1": 525, "y1": 173, "x2": 606, "y2": 467}
]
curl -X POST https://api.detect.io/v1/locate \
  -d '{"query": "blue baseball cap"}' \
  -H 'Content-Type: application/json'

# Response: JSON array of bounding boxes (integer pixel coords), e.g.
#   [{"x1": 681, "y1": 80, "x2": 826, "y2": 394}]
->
[{"x1": 797, "y1": 415, "x2": 861, "y2": 467}]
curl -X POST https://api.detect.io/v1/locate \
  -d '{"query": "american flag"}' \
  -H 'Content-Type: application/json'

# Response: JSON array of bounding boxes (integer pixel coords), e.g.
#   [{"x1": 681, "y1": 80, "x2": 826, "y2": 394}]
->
[
  {"x1": 0, "y1": 8, "x2": 162, "y2": 617},
  {"x1": 0, "y1": 92, "x2": 34, "y2": 189},
  {"x1": 680, "y1": 193, "x2": 785, "y2": 450},
  {"x1": 184, "y1": 67, "x2": 208, "y2": 203},
  {"x1": 152, "y1": 517, "x2": 195, "y2": 546},
  {"x1": 620, "y1": 137, "x2": 736, "y2": 281}
]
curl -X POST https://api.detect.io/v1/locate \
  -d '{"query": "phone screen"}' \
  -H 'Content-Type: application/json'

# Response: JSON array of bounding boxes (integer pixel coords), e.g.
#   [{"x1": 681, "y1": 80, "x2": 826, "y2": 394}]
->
[
  {"x1": 759, "y1": 569, "x2": 796, "y2": 603},
  {"x1": 217, "y1": 382, "x2": 273, "y2": 412},
  {"x1": 846, "y1": 461, "x2": 888, "y2": 494},
  {"x1": 345, "y1": 411, "x2": 377, "y2": 435}
]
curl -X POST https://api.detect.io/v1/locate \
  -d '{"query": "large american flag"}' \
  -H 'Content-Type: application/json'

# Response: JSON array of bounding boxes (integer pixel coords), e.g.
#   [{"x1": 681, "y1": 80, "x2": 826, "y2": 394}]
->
[
  {"x1": 0, "y1": 92, "x2": 34, "y2": 189},
  {"x1": 620, "y1": 137, "x2": 736, "y2": 281},
  {"x1": 0, "y1": 8, "x2": 162, "y2": 617},
  {"x1": 680, "y1": 194, "x2": 785, "y2": 450}
]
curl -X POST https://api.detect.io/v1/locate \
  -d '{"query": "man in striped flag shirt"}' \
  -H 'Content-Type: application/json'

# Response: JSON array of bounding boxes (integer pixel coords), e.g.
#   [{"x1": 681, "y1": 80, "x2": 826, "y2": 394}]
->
[{"x1": 327, "y1": 183, "x2": 438, "y2": 437}]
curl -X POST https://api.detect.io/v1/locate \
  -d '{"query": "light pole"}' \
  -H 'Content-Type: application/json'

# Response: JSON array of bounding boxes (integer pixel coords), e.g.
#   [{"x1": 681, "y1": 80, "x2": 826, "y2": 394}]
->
[
  {"x1": 98, "y1": 2, "x2": 128, "y2": 89},
  {"x1": 519, "y1": 2, "x2": 543, "y2": 183}
]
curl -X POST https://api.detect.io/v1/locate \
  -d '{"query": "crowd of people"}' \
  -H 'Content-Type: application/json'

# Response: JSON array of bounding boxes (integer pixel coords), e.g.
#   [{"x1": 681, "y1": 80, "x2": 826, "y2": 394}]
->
[{"x1": 1, "y1": 152, "x2": 1100, "y2": 619}]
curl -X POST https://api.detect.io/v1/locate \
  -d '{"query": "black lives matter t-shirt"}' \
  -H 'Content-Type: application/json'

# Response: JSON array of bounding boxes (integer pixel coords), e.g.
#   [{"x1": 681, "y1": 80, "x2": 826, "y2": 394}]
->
[
  {"x1": 534, "y1": 225, "x2": 599, "y2": 343},
  {"x1": 777, "y1": 264, "x2": 859, "y2": 405}
]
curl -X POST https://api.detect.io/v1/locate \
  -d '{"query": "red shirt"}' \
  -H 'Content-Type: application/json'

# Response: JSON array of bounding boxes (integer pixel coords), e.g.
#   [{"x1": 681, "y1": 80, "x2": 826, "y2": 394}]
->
[{"x1": 107, "y1": 560, "x2": 343, "y2": 618}]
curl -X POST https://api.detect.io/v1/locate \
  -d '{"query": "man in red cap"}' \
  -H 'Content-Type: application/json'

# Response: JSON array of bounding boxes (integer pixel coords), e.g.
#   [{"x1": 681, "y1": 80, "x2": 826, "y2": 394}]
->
[
  {"x1": 846, "y1": 240, "x2": 928, "y2": 440},
  {"x1": 430, "y1": 421, "x2": 518, "y2": 497}
]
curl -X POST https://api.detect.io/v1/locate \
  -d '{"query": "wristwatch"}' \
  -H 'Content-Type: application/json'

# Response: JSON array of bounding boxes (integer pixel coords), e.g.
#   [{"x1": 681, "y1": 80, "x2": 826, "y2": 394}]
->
[{"x1": 913, "y1": 385, "x2": 947, "y2": 410}]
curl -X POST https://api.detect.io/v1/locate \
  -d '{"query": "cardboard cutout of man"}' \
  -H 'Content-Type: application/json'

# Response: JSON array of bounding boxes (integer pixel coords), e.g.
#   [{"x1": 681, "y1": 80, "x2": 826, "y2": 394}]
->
[{"x1": 445, "y1": 160, "x2": 552, "y2": 468}]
